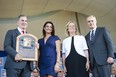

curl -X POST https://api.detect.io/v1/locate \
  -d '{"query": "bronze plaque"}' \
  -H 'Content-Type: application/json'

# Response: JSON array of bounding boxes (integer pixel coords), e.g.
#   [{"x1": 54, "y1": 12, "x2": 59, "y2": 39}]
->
[{"x1": 16, "y1": 34, "x2": 38, "y2": 61}]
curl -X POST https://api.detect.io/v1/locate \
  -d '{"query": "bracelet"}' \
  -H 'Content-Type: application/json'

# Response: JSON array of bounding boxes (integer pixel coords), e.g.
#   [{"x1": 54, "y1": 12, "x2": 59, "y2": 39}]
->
[{"x1": 56, "y1": 61, "x2": 60, "y2": 64}]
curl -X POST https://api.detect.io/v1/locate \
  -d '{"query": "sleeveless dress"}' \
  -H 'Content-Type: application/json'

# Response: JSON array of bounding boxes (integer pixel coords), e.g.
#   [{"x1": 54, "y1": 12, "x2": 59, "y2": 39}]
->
[
  {"x1": 38, "y1": 35, "x2": 60, "y2": 77},
  {"x1": 65, "y1": 36, "x2": 89, "y2": 77}
]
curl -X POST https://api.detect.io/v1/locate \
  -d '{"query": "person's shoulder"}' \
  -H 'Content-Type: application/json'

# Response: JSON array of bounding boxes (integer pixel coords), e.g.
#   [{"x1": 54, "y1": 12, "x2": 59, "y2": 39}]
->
[
  {"x1": 53, "y1": 35, "x2": 60, "y2": 40},
  {"x1": 39, "y1": 37, "x2": 43, "y2": 40},
  {"x1": 7, "y1": 28, "x2": 17, "y2": 32},
  {"x1": 97, "y1": 27, "x2": 108, "y2": 32},
  {"x1": 53, "y1": 35, "x2": 59, "y2": 38},
  {"x1": 85, "y1": 32, "x2": 90, "y2": 38},
  {"x1": 38, "y1": 38, "x2": 43, "y2": 41},
  {"x1": 97, "y1": 27, "x2": 106, "y2": 30},
  {"x1": 63, "y1": 36, "x2": 71, "y2": 42},
  {"x1": 6, "y1": 29, "x2": 17, "y2": 35},
  {"x1": 75, "y1": 35, "x2": 85, "y2": 38}
]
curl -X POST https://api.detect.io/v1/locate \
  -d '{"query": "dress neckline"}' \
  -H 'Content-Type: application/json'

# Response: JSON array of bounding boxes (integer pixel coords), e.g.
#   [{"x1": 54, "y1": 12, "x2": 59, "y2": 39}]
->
[{"x1": 44, "y1": 35, "x2": 52, "y2": 45}]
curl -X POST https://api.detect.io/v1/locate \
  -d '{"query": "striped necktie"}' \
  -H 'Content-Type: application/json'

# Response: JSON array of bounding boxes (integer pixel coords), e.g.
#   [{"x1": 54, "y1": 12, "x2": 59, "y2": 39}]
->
[{"x1": 91, "y1": 30, "x2": 94, "y2": 42}]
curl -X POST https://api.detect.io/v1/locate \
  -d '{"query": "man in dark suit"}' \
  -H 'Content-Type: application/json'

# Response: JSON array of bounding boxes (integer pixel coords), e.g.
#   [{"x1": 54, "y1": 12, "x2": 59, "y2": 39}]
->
[
  {"x1": 4, "y1": 15, "x2": 34, "y2": 77},
  {"x1": 85, "y1": 15, "x2": 114, "y2": 77}
]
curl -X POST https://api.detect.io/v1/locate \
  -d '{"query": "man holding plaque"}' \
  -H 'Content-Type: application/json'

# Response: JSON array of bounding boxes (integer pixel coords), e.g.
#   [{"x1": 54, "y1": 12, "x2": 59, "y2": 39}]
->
[{"x1": 4, "y1": 15, "x2": 33, "y2": 77}]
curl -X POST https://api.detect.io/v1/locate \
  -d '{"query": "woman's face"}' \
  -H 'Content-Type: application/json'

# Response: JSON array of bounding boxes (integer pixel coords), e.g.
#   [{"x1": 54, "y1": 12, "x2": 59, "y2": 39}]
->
[
  {"x1": 67, "y1": 22, "x2": 76, "y2": 33},
  {"x1": 44, "y1": 23, "x2": 53, "y2": 34}
]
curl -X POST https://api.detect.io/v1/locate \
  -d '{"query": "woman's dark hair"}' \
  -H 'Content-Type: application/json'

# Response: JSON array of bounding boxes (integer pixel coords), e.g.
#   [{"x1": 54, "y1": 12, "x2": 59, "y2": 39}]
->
[
  {"x1": 42, "y1": 21, "x2": 55, "y2": 37},
  {"x1": 33, "y1": 66, "x2": 39, "y2": 72}
]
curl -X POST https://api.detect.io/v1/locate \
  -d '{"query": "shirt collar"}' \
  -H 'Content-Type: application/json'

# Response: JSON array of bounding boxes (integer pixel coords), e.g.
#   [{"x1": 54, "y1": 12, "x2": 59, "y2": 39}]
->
[
  {"x1": 90, "y1": 26, "x2": 97, "y2": 33},
  {"x1": 17, "y1": 27, "x2": 25, "y2": 34}
]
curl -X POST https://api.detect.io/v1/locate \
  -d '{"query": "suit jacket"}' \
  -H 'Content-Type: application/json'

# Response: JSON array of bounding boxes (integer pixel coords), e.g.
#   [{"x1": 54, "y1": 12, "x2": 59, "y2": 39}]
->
[
  {"x1": 4, "y1": 28, "x2": 33, "y2": 70},
  {"x1": 85, "y1": 27, "x2": 114, "y2": 66}
]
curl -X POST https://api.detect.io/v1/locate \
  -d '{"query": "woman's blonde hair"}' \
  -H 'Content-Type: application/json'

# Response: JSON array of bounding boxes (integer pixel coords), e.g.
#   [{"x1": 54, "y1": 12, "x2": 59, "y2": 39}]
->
[{"x1": 65, "y1": 21, "x2": 78, "y2": 37}]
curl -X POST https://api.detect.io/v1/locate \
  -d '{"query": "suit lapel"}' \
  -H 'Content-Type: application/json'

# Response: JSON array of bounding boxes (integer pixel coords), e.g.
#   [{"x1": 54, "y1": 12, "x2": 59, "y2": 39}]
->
[
  {"x1": 15, "y1": 28, "x2": 20, "y2": 35},
  {"x1": 86, "y1": 28, "x2": 100, "y2": 44},
  {"x1": 86, "y1": 32, "x2": 91, "y2": 45},
  {"x1": 92, "y1": 28, "x2": 100, "y2": 44},
  {"x1": 15, "y1": 28, "x2": 27, "y2": 35}
]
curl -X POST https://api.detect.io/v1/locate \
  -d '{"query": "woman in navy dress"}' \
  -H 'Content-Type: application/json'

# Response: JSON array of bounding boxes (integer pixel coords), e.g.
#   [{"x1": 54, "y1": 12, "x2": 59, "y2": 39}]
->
[
  {"x1": 62, "y1": 21, "x2": 90, "y2": 77},
  {"x1": 38, "y1": 21, "x2": 61, "y2": 77}
]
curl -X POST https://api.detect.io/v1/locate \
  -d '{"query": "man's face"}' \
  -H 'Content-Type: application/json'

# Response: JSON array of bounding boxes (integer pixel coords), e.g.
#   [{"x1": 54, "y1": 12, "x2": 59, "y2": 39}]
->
[
  {"x1": 86, "y1": 16, "x2": 97, "y2": 29},
  {"x1": 17, "y1": 16, "x2": 28, "y2": 30}
]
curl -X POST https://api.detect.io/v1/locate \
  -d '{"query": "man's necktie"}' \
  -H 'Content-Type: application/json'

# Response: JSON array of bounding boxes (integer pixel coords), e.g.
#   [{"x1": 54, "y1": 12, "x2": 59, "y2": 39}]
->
[
  {"x1": 22, "y1": 31, "x2": 24, "y2": 34},
  {"x1": 91, "y1": 30, "x2": 94, "y2": 42}
]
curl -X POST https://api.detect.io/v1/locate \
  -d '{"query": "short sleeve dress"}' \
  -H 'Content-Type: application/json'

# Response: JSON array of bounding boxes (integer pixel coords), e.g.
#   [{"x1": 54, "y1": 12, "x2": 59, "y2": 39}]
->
[{"x1": 38, "y1": 35, "x2": 60, "y2": 77}]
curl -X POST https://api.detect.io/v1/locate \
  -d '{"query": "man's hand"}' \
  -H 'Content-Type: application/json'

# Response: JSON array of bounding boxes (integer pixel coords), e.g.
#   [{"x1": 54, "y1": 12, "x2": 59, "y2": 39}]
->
[
  {"x1": 15, "y1": 54, "x2": 23, "y2": 62},
  {"x1": 107, "y1": 57, "x2": 114, "y2": 64}
]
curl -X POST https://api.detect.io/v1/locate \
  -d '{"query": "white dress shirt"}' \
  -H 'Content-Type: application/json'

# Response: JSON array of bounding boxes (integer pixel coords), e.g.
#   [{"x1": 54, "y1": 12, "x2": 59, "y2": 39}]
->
[{"x1": 17, "y1": 27, "x2": 25, "y2": 34}]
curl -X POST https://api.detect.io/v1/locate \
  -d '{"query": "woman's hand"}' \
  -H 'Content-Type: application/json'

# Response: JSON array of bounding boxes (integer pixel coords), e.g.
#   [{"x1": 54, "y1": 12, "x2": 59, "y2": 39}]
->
[
  {"x1": 54, "y1": 62, "x2": 60, "y2": 73},
  {"x1": 35, "y1": 42, "x2": 39, "y2": 49},
  {"x1": 63, "y1": 66, "x2": 67, "y2": 76},
  {"x1": 86, "y1": 60, "x2": 90, "y2": 71}
]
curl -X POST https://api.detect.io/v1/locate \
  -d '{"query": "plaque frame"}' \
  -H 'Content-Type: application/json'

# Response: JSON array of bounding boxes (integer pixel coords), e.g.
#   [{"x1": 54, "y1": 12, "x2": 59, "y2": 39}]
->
[{"x1": 16, "y1": 34, "x2": 38, "y2": 61}]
